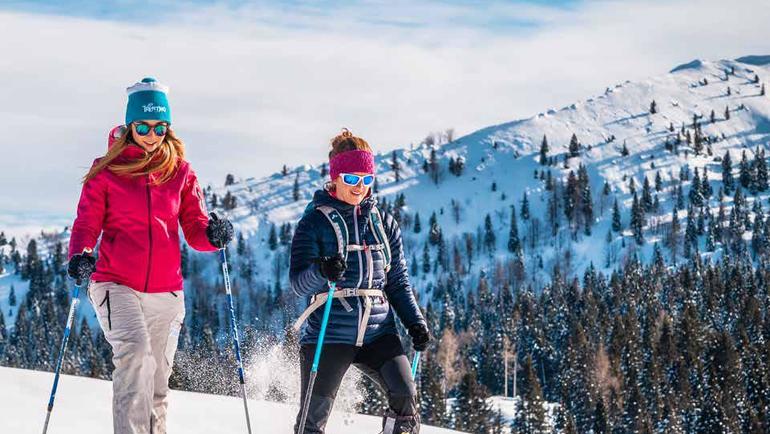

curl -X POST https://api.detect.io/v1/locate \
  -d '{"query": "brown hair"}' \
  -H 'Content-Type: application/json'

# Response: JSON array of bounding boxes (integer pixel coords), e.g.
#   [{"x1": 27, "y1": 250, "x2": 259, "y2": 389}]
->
[
  {"x1": 84, "y1": 127, "x2": 185, "y2": 185},
  {"x1": 329, "y1": 128, "x2": 372, "y2": 160}
]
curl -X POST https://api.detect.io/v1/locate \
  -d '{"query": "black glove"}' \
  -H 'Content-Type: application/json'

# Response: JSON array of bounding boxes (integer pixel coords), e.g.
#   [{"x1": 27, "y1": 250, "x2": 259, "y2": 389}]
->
[
  {"x1": 408, "y1": 323, "x2": 431, "y2": 352},
  {"x1": 206, "y1": 212, "x2": 234, "y2": 248},
  {"x1": 315, "y1": 255, "x2": 347, "y2": 282},
  {"x1": 67, "y1": 252, "x2": 96, "y2": 283}
]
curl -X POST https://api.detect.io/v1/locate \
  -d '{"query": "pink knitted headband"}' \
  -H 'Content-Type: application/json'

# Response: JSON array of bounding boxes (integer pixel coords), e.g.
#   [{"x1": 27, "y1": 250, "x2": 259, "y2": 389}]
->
[{"x1": 329, "y1": 150, "x2": 375, "y2": 180}]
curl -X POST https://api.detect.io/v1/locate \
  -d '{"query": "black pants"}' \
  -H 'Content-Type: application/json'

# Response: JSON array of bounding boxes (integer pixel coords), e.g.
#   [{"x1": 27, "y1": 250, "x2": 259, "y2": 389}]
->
[{"x1": 294, "y1": 333, "x2": 418, "y2": 434}]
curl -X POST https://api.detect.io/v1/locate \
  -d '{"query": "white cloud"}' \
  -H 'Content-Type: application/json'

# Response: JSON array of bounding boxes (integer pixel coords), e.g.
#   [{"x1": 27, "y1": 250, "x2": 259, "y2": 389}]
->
[{"x1": 0, "y1": 0, "x2": 768, "y2": 229}]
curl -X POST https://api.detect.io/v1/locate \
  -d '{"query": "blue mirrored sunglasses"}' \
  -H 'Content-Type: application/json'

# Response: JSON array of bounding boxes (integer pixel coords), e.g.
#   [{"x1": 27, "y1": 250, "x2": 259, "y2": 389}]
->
[
  {"x1": 134, "y1": 122, "x2": 169, "y2": 137},
  {"x1": 341, "y1": 173, "x2": 375, "y2": 187}
]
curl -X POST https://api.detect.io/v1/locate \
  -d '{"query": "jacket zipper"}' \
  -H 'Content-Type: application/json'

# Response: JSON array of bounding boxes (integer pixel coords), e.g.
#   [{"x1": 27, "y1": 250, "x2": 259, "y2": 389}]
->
[
  {"x1": 144, "y1": 175, "x2": 153, "y2": 292},
  {"x1": 353, "y1": 205, "x2": 363, "y2": 288},
  {"x1": 353, "y1": 205, "x2": 364, "y2": 336}
]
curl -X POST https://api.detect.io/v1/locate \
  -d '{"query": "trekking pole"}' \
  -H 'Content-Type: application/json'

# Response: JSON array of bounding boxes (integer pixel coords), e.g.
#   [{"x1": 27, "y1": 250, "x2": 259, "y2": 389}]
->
[
  {"x1": 220, "y1": 248, "x2": 253, "y2": 434},
  {"x1": 297, "y1": 280, "x2": 337, "y2": 434},
  {"x1": 42, "y1": 278, "x2": 84, "y2": 434},
  {"x1": 411, "y1": 352, "x2": 421, "y2": 379}
]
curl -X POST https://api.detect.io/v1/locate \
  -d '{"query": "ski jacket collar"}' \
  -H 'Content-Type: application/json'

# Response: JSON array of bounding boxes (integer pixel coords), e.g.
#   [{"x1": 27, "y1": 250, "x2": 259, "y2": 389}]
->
[{"x1": 311, "y1": 188, "x2": 376, "y2": 216}]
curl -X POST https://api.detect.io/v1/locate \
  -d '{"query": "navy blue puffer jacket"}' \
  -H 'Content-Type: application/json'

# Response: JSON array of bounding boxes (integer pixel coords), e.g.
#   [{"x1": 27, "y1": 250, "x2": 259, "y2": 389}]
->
[{"x1": 290, "y1": 189, "x2": 425, "y2": 345}]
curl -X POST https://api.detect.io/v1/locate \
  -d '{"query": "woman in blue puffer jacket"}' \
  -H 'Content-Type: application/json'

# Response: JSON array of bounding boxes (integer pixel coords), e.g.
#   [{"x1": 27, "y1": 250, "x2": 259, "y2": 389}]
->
[{"x1": 290, "y1": 129, "x2": 431, "y2": 434}]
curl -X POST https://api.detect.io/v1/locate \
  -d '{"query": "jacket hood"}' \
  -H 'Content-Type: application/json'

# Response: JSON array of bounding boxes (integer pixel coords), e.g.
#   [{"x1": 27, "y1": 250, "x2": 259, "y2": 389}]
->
[
  {"x1": 107, "y1": 125, "x2": 155, "y2": 162},
  {"x1": 108, "y1": 125, "x2": 124, "y2": 149}
]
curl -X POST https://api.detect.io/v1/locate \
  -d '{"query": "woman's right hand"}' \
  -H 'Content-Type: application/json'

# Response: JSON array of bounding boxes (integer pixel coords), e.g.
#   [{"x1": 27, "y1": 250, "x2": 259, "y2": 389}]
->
[
  {"x1": 67, "y1": 252, "x2": 96, "y2": 282},
  {"x1": 316, "y1": 255, "x2": 346, "y2": 282},
  {"x1": 206, "y1": 212, "x2": 234, "y2": 248}
]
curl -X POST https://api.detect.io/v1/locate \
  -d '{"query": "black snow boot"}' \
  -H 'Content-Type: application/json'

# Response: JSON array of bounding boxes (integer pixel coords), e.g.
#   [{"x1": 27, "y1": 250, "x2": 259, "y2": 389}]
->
[{"x1": 382, "y1": 411, "x2": 420, "y2": 434}]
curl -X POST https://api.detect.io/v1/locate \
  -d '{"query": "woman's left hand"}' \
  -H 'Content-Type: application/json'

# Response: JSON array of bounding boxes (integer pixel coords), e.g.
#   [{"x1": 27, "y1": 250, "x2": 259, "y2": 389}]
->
[
  {"x1": 206, "y1": 212, "x2": 234, "y2": 248},
  {"x1": 408, "y1": 323, "x2": 431, "y2": 352}
]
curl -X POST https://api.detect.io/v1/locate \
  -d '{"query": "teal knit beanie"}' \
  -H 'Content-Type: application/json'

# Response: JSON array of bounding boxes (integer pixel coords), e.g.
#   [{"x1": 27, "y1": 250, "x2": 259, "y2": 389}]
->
[{"x1": 125, "y1": 77, "x2": 171, "y2": 125}]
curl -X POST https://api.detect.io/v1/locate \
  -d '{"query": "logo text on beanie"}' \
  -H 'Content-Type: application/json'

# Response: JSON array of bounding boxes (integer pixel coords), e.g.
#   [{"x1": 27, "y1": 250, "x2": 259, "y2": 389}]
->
[{"x1": 142, "y1": 103, "x2": 168, "y2": 113}]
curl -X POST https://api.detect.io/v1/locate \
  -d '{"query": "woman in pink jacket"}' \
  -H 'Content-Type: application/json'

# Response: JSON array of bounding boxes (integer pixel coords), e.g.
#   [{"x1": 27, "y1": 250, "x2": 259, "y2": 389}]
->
[{"x1": 67, "y1": 77, "x2": 234, "y2": 434}]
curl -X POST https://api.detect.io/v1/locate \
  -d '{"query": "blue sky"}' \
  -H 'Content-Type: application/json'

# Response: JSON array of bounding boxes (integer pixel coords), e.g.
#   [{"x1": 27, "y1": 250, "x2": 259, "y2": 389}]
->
[
  {"x1": 0, "y1": 0, "x2": 582, "y2": 44},
  {"x1": 0, "y1": 0, "x2": 768, "y2": 237},
  {"x1": 3, "y1": 0, "x2": 577, "y2": 26}
]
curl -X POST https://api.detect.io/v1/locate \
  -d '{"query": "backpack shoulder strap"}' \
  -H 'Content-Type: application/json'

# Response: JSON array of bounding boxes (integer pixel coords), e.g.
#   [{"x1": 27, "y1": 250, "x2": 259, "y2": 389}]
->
[
  {"x1": 369, "y1": 206, "x2": 392, "y2": 272},
  {"x1": 316, "y1": 205, "x2": 349, "y2": 260}
]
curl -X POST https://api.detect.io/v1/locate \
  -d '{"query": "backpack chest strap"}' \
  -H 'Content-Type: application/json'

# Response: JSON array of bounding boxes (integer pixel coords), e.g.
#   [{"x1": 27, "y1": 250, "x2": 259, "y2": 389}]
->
[
  {"x1": 346, "y1": 243, "x2": 386, "y2": 252},
  {"x1": 293, "y1": 288, "x2": 385, "y2": 347}
]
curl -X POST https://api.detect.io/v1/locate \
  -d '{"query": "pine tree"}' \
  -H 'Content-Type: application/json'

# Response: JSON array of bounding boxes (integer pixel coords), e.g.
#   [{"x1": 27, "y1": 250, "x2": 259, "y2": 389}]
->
[
  {"x1": 650, "y1": 100, "x2": 657, "y2": 114},
  {"x1": 539, "y1": 135, "x2": 549, "y2": 165},
  {"x1": 391, "y1": 150, "x2": 401, "y2": 182},
  {"x1": 521, "y1": 193, "x2": 530, "y2": 221},
  {"x1": 740, "y1": 150, "x2": 752, "y2": 189},
  {"x1": 8, "y1": 285, "x2": 16, "y2": 307},
  {"x1": 210, "y1": 192, "x2": 218, "y2": 209},
  {"x1": 514, "y1": 354, "x2": 547, "y2": 434},
  {"x1": 689, "y1": 169, "x2": 703, "y2": 208},
  {"x1": 666, "y1": 208, "x2": 680, "y2": 263},
  {"x1": 612, "y1": 199, "x2": 622, "y2": 232},
  {"x1": 701, "y1": 167, "x2": 714, "y2": 199},
  {"x1": 422, "y1": 243, "x2": 431, "y2": 274},
  {"x1": 705, "y1": 221, "x2": 716, "y2": 252},
  {"x1": 621, "y1": 141, "x2": 629, "y2": 157},
  {"x1": 655, "y1": 170, "x2": 663, "y2": 192},
  {"x1": 413, "y1": 212, "x2": 422, "y2": 234},
  {"x1": 454, "y1": 157, "x2": 465, "y2": 176},
  {"x1": 722, "y1": 151, "x2": 735, "y2": 193},
  {"x1": 593, "y1": 396, "x2": 610, "y2": 434},
  {"x1": 630, "y1": 193, "x2": 645, "y2": 245},
  {"x1": 581, "y1": 167, "x2": 594, "y2": 235},
  {"x1": 268, "y1": 224, "x2": 278, "y2": 251},
  {"x1": 419, "y1": 352, "x2": 447, "y2": 426},
  {"x1": 642, "y1": 176, "x2": 653, "y2": 212},
  {"x1": 755, "y1": 148, "x2": 769, "y2": 192},
  {"x1": 724, "y1": 105, "x2": 730, "y2": 120},
  {"x1": 684, "y1": 208, "x2": 697, "y2": 258},
  {"x1": 569, "y1": 133, "x2": 580, "y2": 158},
  {"x1": 437, "y1": 235, "x2": 448, "y2": 272},
  {"x1": 293, "y1": 174, "x2": 300, "y2": 201},
  {"x1": 225, "y1": 173, "x2": 235, "y2": 186},
  {"x1": 710, "y1": 109, "x2": 716, "y2": 123},
  {"x1": 508, "y1": 205, "x2": 522, "y2": 254},
  {"x1": 429, "y1": 148, "x2": 440, "y2": 184},
  {"x1": 484, "y1": 214, "x2": 496, "y2": 253},
  {"x1": 562, "y1": 322, "x2": 596, "y2": 431},
  {"x1": 453, "y1": 371, "x2": 493, "y2": 433}
]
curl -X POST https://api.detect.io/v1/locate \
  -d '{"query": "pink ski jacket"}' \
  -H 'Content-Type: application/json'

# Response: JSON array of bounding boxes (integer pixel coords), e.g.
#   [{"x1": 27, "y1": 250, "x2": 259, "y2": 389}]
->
[{"x1": 69, "y1": 128, "x2": 217, "y2": 293}]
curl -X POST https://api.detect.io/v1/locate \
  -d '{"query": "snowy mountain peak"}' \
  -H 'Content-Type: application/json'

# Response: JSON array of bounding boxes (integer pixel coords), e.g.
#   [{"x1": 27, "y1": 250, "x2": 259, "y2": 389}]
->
[{"x1": 208, "y1": 56, "x2": 769, "y2": 284}]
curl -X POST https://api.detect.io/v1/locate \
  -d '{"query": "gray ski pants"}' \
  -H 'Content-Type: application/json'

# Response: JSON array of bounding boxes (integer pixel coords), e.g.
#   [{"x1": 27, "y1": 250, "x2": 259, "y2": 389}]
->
[{"x1": 89, "y1": 281, "x2": 185, "y2": 434}]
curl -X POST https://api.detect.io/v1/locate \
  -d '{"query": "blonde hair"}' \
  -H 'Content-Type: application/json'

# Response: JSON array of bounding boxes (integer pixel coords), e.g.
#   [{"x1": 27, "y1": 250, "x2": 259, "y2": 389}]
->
[{"x1": 84, "y1": 126, "x2": 185, "y2": 185}]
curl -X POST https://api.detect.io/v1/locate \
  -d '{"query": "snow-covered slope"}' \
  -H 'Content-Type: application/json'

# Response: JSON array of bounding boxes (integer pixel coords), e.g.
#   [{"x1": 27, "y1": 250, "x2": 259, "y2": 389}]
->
[
  {"x1": 210, "y1": 56, "x2": 770, "y2": 288},
  {"x1": 0, "y1": 366, "x2": 461, "y2": 433}
]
